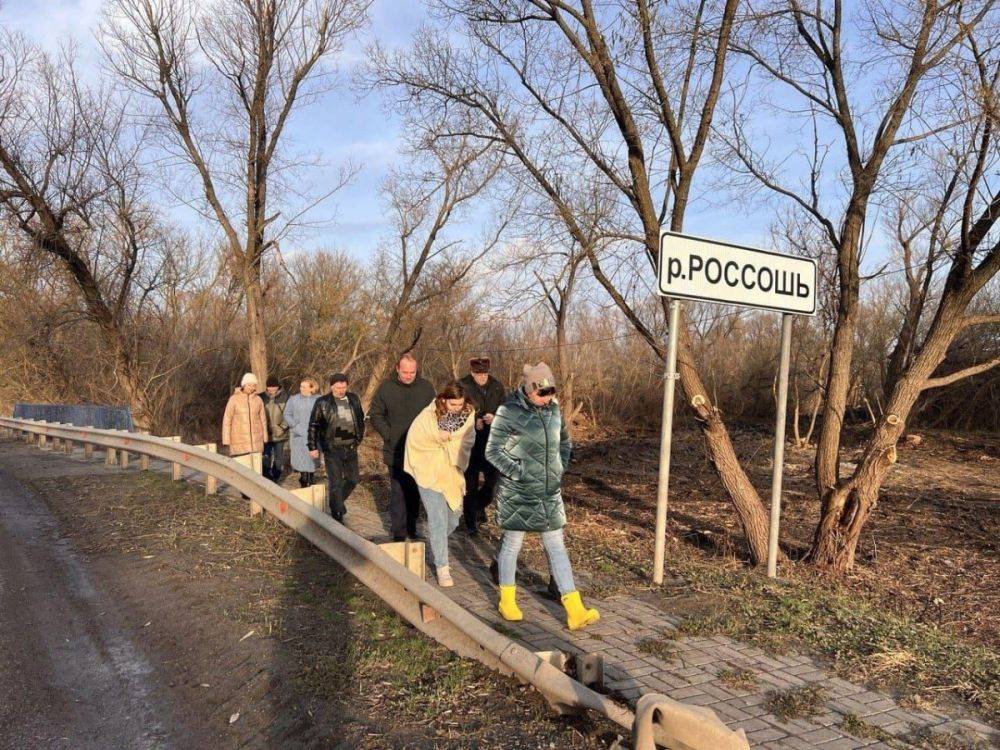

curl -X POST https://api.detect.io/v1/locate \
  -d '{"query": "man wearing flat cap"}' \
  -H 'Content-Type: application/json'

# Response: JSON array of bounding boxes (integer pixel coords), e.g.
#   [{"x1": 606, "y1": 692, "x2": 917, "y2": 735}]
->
[{"x1": 458, "y1": 356, "x2": 507, "y2": 534}]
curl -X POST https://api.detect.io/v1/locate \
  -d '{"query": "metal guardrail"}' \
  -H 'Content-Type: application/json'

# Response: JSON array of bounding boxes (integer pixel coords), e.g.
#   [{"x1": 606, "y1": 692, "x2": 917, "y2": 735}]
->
[{"x1": 0, "y1": 417, "x2": 749, "y2": 750}]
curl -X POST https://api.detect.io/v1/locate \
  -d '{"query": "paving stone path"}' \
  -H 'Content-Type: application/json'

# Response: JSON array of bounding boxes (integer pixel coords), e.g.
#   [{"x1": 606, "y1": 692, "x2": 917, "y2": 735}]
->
[
  {"x1": 11, "y1": 437, "x2": 998, "y2": 750},
  {"x1": 333, "y1": 484, "x2": 997, "y2": 750}
]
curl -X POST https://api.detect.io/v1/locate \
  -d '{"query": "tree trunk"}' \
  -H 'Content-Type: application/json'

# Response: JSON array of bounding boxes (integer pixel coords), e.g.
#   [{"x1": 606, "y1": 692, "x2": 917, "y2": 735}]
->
[
  {"x1": 555, "y1": 311, "x2": 581, "y2": 433},
  {"x1": 815, "y1": 215, "x2": 864, "y2": 496},
  {"x1": 675, "y1": 322, "x2": 772, "y2": 564},
  {"x1": 362, "y1": 351, "x2": 390, "y2": 408},
  {"x1": 810, "y1": 299, "x2": 969, "y2": 568},
  {"x1": 113, "y1": 345, "x2": 155, "y2": 432},
  {"x1": 244, "y1": 266, "x2": 269, "y2": 385}
]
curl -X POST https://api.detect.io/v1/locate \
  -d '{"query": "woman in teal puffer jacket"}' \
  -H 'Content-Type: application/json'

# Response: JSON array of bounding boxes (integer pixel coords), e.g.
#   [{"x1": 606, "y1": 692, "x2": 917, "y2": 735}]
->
[{"x1": 485, "y1": 363, "x2": 599, "y2": 631}]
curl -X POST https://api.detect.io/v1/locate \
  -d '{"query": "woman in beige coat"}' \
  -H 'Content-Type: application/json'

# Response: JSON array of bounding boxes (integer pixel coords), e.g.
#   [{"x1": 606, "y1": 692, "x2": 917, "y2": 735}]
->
[
  {"x1": 404, "y1": 380, "x2": 475, "y2": 587},
  {"x1": 222, "y1": 373, "x2": 268, "y2": 457}
]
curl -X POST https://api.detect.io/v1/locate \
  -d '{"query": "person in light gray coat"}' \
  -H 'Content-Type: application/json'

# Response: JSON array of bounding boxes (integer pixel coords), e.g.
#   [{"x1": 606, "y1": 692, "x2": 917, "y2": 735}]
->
[{"x1": 284, "y1": 377, "x2": 320, "y2": 487}]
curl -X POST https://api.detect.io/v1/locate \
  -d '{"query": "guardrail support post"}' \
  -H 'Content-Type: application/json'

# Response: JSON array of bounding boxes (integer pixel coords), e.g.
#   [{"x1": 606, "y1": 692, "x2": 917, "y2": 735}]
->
[
  {"x1": 196, "y1": 443, "x2": 218, "y2": 495},
  {"x1": 119, "y1": 447, "x2": 130, "y2": 469},
  {"x1": 290, "y1": 483, "x2": 327, "y2": 513},
  {"x1": 139, "y1": 431, "x2": 150, "y2": 470},
  {"x1": 39, "y1": 433, "x2": 48, "y2": 450},
  {"x1": 378, "y1": 540, "x2": 426, "y2": 580},
  {"x1": 105, "y1": 445, "x2": 117, "y2": 466},
  {"x1": 579, "y1": 653, "x2": 605, "y2": 690},
  {"x1": 167, "y1": 436, "x2": 182, "y2": 480},
  {"x1": 535, "y1": 650, "x2": 569, "y2": 672},
  {"x1": 231, "y1": 452, "x2": 264, "y2": 514},
  {"x1": 83, "y1": 425, "x2": 94, "y2": 461}
]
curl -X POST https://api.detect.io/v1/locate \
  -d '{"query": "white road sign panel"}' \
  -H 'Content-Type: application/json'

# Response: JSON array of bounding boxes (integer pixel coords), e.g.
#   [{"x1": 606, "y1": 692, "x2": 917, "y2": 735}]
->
[{"x1": 657, "y1": 231, "x2": 817, "y2": 315}]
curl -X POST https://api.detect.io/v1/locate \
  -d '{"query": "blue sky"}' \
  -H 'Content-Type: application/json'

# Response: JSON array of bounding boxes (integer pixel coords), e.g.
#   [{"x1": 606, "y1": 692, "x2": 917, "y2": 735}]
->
[
  {"x1": 2, "y1": 0, "x2": 427, "y2": 260},
  {"x1": 1, "y1": 0, "x2": 855, "y2": 266}
]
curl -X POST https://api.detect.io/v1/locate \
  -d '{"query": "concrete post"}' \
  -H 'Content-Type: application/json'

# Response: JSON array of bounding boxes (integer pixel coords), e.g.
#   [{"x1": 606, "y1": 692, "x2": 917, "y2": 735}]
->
[
  {"x1": 201, "y1": 443, "x2": 217, "y2": 495},
  {"x1": 168, "y1": 436, "x2": 182, "y2": 480}
]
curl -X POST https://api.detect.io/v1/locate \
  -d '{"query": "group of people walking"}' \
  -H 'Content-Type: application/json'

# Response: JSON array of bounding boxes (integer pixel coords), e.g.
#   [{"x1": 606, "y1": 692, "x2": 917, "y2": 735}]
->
[{"x1": 220, "y1": 354, "x2": 599, "y2": 631}]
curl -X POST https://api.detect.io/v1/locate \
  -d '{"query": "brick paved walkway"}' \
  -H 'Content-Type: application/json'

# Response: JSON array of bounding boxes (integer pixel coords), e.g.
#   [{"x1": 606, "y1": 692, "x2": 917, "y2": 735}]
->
[
  {"x1": 15, "y1": 439, "x2": 998, "y2": 750},
  {"x1": 331, "y1": 483, "x2": 997, "y2": 750}
]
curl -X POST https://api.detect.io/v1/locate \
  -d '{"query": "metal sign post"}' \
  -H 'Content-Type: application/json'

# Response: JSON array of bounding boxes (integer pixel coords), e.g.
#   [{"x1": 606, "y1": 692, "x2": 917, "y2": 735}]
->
[
  {"x1": 767, "y1": 314, "x2": 794, "y2": 577},
  {"x1": 653, "y1": 299, "x2": 681, "y2": 585},
  {"x1": 654, "y1": 230, "x2": 817, "y2": 582}
]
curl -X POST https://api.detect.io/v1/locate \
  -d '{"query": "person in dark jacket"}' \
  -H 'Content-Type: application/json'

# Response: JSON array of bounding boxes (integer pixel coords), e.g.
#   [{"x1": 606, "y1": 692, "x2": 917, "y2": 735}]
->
[
  {"x1": 485, "y1": 363, "x2": 599, "y2": 631},
  {"x1": 261, "y1": 376, "x2": 289, "y2": 482},
  {"x1": 307, "y1": 373, "x2": 365, "y2": 522},
  {"x1": 369, "y1": 353, "x2": 435, "y2": 541},
  {"x1": 457, "y1": 356, "x2": 506, "y2": 534}
]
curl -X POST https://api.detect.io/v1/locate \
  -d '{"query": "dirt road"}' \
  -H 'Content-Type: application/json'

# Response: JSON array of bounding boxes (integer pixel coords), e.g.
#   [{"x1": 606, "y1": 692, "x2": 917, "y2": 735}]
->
[
  {"x1": 0, "y1": 439, "x2": 618, "y2": 749},
  {"x1": 0, "y1": 462, "x2": 194, "y2": 749}
]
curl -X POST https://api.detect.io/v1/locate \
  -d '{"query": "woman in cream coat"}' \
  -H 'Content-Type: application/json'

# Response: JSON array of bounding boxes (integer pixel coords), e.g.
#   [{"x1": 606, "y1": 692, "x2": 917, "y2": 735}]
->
[{"x1": 404, "y1": 380, "x2": 475, "y2": 587}]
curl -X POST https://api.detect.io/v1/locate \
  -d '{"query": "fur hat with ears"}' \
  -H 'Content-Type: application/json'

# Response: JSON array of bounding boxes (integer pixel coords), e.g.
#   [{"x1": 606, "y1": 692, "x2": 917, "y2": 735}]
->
[
  {"x1": 240, "y1": 372, "x2": 258, "y2": 387},
  {"x1": 522, "y1": 362, "x2": 556, "y2": 393}
]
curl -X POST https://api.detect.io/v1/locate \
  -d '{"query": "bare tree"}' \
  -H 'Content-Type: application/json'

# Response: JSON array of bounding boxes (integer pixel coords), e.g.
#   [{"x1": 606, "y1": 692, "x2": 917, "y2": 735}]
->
[
  {"x1": 724, "y1": 0, "x2": 995, "y2": 501},
  {"x1": 102, "y1": 0, "x2": 369, "y2": 384},
  {"x1": 0, "y1": 35, "x2": 188, "y2": 429},
  {"x1": 726, "y1": 0, "x2": 1000, "y2": 567},
  {"x1": 371, "y1": 0, "x2": 779, "y2": 563},
  {"x1": 361, "y1": 136, "x2": 512, "y2": 404},
  {"x1": 496, "y1": 234, "x2": 588, "y2": 427}
]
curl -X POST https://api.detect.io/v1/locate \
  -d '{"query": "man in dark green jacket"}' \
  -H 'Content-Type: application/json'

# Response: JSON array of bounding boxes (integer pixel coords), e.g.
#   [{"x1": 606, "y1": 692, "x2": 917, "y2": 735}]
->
[
  {"x1": 369, "y1": 353, "x2": 435, "y2": 541},
  {"x1": 458, "y1": 356, "x2": 506, "y2": 534},
  {"x1": 486, "y1": 362, "x2": 599, "y2": 631},
  {"x1": 261, "y1": 376, "x2": 289, "y2": 482}
]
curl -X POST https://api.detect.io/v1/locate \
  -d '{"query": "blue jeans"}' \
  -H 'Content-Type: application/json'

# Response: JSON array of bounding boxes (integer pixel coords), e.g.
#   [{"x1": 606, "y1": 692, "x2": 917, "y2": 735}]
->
[
  {"x1": 417, "y1": 486, "x2": 461, "y2": 567},
  {"x1": 498, "y1": 529, "x2": 576, "y2": 595}
]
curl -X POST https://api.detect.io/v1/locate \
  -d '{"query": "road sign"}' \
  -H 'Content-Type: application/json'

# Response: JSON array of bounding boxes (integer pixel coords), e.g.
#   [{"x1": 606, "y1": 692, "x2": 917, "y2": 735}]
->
[
  {"x1": 657, "y1": 231, "x2": 817, "y2": 315},
  {"x1": 652, "y1": 230, "x2": 817, "y2": 584}
]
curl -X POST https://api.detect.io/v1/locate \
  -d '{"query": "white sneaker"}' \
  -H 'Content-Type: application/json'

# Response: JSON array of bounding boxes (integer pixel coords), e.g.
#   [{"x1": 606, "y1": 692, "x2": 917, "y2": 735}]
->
[{"x1": 436, "y1": 565, "x2": 454, "y2": 587}]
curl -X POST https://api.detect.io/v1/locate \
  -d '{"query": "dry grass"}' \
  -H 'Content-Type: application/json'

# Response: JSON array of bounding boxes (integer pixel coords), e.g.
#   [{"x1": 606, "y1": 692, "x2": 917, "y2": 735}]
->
[
  {"x1": 765, "y1": 685, "x2": 828, "y2": 722},
  {"x1": 716, "y1": 667, "x2": 758, "y2": 692},
  {"x1": 32, "y1": 471, "x2": 623, "y2": 748}
]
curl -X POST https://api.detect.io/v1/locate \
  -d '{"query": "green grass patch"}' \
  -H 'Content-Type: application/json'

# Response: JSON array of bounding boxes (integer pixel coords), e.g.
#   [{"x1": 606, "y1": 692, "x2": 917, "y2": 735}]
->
[
  {"x1": 716, "y1": 666, "x2": 758, "y2": 692},
  {"x1": 765, "y1": 684, "x2": 827, "y2": 722}
]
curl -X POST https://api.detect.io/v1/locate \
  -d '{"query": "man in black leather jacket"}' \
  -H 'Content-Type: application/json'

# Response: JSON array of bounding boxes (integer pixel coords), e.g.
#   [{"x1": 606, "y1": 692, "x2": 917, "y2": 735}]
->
[{"x1": 307, "y1": 373, "x2": 365, "y2": 522}]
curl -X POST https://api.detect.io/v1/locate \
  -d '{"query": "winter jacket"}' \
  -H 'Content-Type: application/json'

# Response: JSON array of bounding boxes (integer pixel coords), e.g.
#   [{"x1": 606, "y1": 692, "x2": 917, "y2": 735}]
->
[
  {"x1": 403, "y1": 404, "x2": 476, "y2": 511},
  {"x1": 458, "y1": 373, "x2": 507, "y2": 453},
  {"x1": 222, "y1": 391, "x2": 268, "y2": 455},
  {"x1": 284, "y1": 393, "x2": 319, "y2": 471},
  {"x1": 262, "y1": 389, "x2": 289, "y2": 442},
  {"x1": 307, "y1": 392, "x2": 366, "y2": 453},
  {"x1": 369, "y1": 374, "x2": 436, "y2": 466},
  {"x1": 485, "y1": 387, "x2": 572, "y2": 532}
]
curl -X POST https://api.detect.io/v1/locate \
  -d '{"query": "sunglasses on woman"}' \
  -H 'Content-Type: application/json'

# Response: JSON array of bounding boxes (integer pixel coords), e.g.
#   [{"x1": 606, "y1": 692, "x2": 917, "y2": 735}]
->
[{"x1": 536, "y1": 386, "x2": 557, "y2": 397}]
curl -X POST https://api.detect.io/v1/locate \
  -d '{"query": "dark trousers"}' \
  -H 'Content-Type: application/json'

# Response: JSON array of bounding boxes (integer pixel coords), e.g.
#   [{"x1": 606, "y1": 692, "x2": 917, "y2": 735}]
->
[
  {"x1": 263, "y1": 441, "x2": 286, "y2": 482},
  {"x1": 463, "y1": 449, "x2": 497, "y2": 530},
  {"x1": 388, "y1": 463, "x2": 421, "y2": 539},
  {"x1": 324, "y1": 446, "x2": 359, "y2": 521}
]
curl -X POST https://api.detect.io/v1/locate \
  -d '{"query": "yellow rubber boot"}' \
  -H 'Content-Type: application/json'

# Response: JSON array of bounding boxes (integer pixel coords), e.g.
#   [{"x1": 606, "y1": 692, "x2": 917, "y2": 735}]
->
[
  {"x1": 498, "y1": 585, "x2": 523, "y2": 622},
  {"x1": 561, "y1": 591, "x2": 600, "y2": 631}
]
